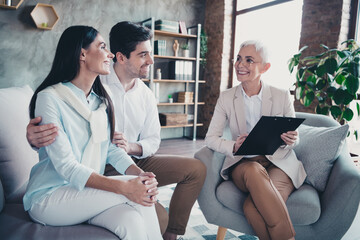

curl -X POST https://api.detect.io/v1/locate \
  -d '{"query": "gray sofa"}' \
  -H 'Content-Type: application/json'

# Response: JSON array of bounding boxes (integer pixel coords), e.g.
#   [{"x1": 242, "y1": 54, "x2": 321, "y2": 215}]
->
[
  {"x1": 0, "y1": 85, "x2": 119, "y2": 239},
  {"x1": 195, "y1": 112, "x2": 360, "y2": 240}
]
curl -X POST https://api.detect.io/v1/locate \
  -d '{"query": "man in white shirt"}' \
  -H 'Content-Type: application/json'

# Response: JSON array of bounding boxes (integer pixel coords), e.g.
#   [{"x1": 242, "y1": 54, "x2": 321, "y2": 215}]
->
[{"x1": 26, "y1": 21, "x2": 206, "y2": 240}]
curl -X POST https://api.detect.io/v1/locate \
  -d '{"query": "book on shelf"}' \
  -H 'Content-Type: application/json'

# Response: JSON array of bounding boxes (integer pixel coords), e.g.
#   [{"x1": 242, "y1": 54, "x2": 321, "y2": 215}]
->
[
  {"x1": 169, "y1": 60, "x2": 193, "y2": 80},
  {"x1": 154, "y1": 40, "x2": 166, "y2": 56},
  {"x1": 179, "y1": 21, "x2": 187, "y2": 34}
]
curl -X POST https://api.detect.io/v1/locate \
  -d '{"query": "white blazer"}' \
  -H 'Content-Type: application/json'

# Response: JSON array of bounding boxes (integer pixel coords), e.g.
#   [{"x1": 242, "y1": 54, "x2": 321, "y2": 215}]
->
[{"x1": 205, "y1": 82, "x2": 306, "y2": 189}]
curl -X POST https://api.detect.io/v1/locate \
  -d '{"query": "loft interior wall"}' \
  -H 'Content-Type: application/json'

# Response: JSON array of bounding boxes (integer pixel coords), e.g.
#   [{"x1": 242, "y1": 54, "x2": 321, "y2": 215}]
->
[{"x1": 0, "y1": 0, "x2": 206, "y2": 89}]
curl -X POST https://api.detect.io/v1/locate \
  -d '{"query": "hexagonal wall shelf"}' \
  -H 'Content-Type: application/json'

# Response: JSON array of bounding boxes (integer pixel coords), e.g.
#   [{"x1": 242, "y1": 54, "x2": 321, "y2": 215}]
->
[
  {"x1": 30, "y1": 3, "x2": 59, "y2": 30},
  {"x1": 0, "y1": 0, "x2": 24, "y2": 9}
]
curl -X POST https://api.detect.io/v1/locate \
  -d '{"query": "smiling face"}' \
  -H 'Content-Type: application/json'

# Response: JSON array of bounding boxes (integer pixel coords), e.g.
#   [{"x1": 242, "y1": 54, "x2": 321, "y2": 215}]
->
[
  {"x1": 123, "y1": 40, "x2": 154, "y2": 79},
  {"x1": 234, "y1": 45, "x2": 270, "y2": 84},
  {"x1": 81, "y1": 34, "x2": 114, "y2": 76}
]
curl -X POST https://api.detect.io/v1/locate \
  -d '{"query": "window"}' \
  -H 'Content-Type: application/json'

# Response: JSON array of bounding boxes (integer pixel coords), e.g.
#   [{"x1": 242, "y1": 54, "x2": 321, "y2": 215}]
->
[{"x1": 232, "y1": 0, "x2": 303, "y2": 90}]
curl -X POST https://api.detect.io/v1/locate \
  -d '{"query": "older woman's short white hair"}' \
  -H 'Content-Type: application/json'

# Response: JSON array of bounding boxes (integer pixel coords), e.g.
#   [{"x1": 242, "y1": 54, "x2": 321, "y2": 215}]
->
[{"x1": 240, "y1": 40, "x2": 269, "y2": 64}]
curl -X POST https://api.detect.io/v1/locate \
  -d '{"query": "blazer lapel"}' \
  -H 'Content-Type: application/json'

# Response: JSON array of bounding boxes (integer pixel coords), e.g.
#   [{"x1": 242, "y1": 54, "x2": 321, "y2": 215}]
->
[
  {"x1": 261, "y1": 82, "x2": 273, "y2": 116},
  {"x1": 233, "y1": 85, "x2": 247, "y2": 134}
]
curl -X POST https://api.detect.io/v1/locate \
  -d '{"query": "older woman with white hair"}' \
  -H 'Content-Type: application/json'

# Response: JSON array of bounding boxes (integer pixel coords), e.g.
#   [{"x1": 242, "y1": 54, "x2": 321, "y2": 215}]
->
[{"x1": 205, "y1": 40, "x2": 306, "y2": 240}]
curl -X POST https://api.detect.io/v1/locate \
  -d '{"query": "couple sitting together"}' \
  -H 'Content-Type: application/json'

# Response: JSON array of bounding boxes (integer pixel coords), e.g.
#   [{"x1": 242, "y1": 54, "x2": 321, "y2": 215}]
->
[{"x1": 25, "y1": 21, "x2": 305, "y2": 240}]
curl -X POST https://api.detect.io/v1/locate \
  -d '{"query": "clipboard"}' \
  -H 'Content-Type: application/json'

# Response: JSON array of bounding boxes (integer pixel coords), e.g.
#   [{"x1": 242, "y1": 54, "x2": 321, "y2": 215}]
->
[{"x1": 235, "y1": 116, "x2": 305, "y2": 156}]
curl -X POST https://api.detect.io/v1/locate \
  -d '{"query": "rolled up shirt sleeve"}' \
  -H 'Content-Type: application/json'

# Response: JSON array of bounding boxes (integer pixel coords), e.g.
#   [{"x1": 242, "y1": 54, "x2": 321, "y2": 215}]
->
[{"x1": 107, "y1": 142, "x2": 134, "y2": 174}]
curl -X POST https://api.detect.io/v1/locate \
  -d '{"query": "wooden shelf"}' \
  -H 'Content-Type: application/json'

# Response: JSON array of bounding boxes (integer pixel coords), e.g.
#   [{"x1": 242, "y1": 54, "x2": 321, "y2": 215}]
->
[
  {"x1": 161, "y1": 123, "x2": 204, "y2": 129},
  {"x1": 154, "y1": 55, "x2": 196, "y2": 61},
  {"x1": 0, "y1": 0, "x2": 23, "y2": 9},
  {"x1": 30, "y1": 3, "x2": 59, "y2": 30},
  {"x1": 158, "y1": 102, "x2": 205, "y2": 106},
  {"x1": 143, "y1": 79, "x2": 205, "y2": 83},
  {"x1": 155, "y1": 30, "x2": 197, "y2": 38}
]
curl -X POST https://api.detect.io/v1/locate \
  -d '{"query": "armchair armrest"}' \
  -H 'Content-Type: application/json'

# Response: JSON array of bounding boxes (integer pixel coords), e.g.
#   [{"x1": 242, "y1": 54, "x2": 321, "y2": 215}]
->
[
  {"x1": 194, "y1": 146, "x2": 226, "y2": 223},
  {"x1": 302, "y1": 146, "x2": 360, "y2": 239}
]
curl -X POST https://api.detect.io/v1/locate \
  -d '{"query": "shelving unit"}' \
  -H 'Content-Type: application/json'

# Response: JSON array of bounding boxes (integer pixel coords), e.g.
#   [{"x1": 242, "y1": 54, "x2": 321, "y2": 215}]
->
[
  {"x1": 0, "y1": 0, "x2": 23, "y2": 9},
  {"x1": 140, "y1": 17, "x2": 205, "y2": 140}
]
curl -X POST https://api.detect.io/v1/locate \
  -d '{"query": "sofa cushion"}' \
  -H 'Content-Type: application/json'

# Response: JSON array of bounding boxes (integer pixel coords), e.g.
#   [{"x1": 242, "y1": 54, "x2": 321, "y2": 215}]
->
[
  {"x1": 0, "y1": 204, "x2": 117, "y2": 240},
  {"x1": 216, "y1": 180, "x2": 321, "y2": 225},
  {"x1": 0, "y1": 85, "x2": 38, "y2": 203},
  {"x1": 294, "y1": 124, "x2": 349, "y2": 192}
]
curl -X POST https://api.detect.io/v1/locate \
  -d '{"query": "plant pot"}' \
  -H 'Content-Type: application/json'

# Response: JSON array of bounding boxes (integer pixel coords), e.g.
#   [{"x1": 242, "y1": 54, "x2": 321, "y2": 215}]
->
[{"x1": 183, "y1": 49, "x2": 189, "y2": 58}]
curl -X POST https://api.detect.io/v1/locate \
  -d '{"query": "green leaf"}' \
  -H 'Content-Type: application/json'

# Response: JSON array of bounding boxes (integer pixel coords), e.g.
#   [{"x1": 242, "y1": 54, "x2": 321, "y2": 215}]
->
[
  {"x1": 304, "y1": 91, "x2": 315, "y2": 106},
  {"x1": 288, "y1": 58, "x2": 296, "y2": 73},
  {"x1": 343, "y1": 107, "x2": 354, "y2": 121},
  {"x1": 334, "y1": 73, "x2": 346, "y2": 84},
  {"x1": 306, "y1": 81, "x2": 315, "y2": 90},
  {"x1": 337, "y1": 50, "x2": 346, "y2": 59},
  {"x1": 333, "y1": 88, "x2": 346, "y2": 104},
  {"x1": 306, "y1": 74, "x2": 317, "y2": 84},
  {"x1": 357, "y1": 102, "x2": 360, "y2": 116},
  {"x1": 327, "y1": 73, "x2": 334, "y2": 82},
  {"x1": 316, "y1": 105, "x2": 329, "y2": 115},
  {"x1": 295, "y1": 87, "x2": 303, "y2": 100},
  {"x1": 326, "y1": 87, "x2": 336, "y2": 98},
  {"x1": 330, "y1": 106, "x2": 342, "y2": 118},
  {"x1": 324, "y1": 58, "x2": 338, "y2": 75},
  {"x1": 349, "y1": 62, "x2": 360, "y2": 77},
  {"x1": 316, "y1": 78, "x2": 327, "y2": 90},
  {"x1": 299, "y1": 45, "x2": 308, "y2": 53},
  {"x1": 343, "y1": 91, "x2": 355, "y2": 105},
  {"x1": 316, "y1": 64, "x2": 327, "y2": 77},
  {"x1": 355, "y1": 130, "x2": 358, "y2": 141},
  {"x1": 320, "y1": 44, "x2": 329, "y2": 50},
  {"x1": 345, "y1": 74, "x2": 360, "y2": 95}
]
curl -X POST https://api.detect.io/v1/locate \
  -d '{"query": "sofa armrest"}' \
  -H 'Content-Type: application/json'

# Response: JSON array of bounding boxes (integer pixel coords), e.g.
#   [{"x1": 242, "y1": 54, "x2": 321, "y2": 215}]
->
[
  {"x1": 0, "y1": 178, "x2": 4, "y2": 213},
  {"x1": 312, "y1": 147, "x2": 360, "y2": 238},
  {"x1": 194, "y1": 146, "x2": 227, "y2": 223}
]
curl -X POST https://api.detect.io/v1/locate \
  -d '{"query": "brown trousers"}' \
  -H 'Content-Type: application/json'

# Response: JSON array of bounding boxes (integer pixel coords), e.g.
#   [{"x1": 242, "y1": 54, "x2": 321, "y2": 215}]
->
[
  {"x1": 230, "y1": 156, "x2": 295, "y2": 240},
  {"x1": 106, "y1": 154, "x2": 206, "y2": 235}
]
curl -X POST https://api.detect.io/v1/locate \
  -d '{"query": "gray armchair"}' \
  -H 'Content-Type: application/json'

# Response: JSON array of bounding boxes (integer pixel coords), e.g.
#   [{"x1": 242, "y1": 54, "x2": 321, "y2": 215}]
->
[{"x1": 195, "y1": 112, "x2": 360, "y2": 240}]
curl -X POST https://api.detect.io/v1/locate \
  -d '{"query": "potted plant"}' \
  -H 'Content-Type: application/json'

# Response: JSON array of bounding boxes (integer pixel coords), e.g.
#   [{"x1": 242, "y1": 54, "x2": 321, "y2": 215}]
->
[
  {"x1": 288, "y1": 39, "x2": 360, "y2": 136},
  {"x1": 181, "y1": 43, "x2": 190, "y2": 58}
]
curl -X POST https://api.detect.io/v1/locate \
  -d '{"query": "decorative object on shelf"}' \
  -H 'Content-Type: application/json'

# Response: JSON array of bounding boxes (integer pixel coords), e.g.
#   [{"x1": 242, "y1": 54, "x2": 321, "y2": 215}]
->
[
  {"x1": 288, "y1": 39, "x2": 360, "y2": 139},
  {"x1": 178, "y1": 91, "x2": 194, "y2": 103},
  {"x1": 181, "y1": 43, "x2": 190, "y2": 58},
  {"x1": 156, "y1": 68, "x2": 162, "y2": 80},
  {"x1": 168, "y1": 94, "x2": 173, "y2": 103},
  {"x1": 159, "y1": 113, "x2": 188, "y2": 126},
  {"x1": 173, "y1": 40, "x2": 179, "y2": 57},
  {"x1": 30, "y1": 3, "x2": 59, "y2": 30},
  {"x1": 179, "y1": 21, "x2": 187, "y2": 34},
  {"x1": 0, "y1": 0, "x2": 23, "y2": 9}
]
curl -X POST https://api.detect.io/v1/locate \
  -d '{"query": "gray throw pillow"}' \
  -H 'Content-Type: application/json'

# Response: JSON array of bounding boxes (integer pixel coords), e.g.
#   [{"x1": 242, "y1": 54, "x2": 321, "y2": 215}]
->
[
  {"x1": 0, "y1": 85, "x2": 39, "y2": 203},
  {"x1": 294, "y1": 124, "x2": 349, "y2": 192}
]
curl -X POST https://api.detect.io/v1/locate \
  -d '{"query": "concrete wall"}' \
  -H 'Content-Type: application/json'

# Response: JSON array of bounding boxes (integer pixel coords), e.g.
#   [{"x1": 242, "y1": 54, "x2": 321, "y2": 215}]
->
[{"x1": 0, "y1": 0, "x2": 205, "y2": 89}]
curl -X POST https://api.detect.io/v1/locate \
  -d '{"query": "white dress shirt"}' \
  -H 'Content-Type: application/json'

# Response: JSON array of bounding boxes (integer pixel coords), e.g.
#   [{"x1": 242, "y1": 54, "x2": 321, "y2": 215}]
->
[
  {"x1": 100, "y1": 65, "x2": 161, "y2": 159},
  {"x1": 241, "y1": 82, "x2": 263, "y2": 158}
]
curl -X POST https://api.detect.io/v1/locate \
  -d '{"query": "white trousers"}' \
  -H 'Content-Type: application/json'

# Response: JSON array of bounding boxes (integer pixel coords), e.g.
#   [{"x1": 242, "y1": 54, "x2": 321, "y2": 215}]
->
[{"x1": 29, "y1": 175, "x2": 162, "y2": 240}]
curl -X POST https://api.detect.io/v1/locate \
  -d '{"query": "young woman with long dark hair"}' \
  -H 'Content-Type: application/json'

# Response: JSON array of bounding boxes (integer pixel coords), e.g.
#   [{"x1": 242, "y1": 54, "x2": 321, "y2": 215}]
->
[{"x1": 24, "y1": 25, "x2": 162, "y2": 239}]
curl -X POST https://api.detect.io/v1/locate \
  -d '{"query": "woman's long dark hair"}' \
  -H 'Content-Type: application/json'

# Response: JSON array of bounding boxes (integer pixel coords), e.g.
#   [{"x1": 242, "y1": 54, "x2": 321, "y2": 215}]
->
[{"x1": 29, "y1": 25, "x2": 115, "y2": 140}]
